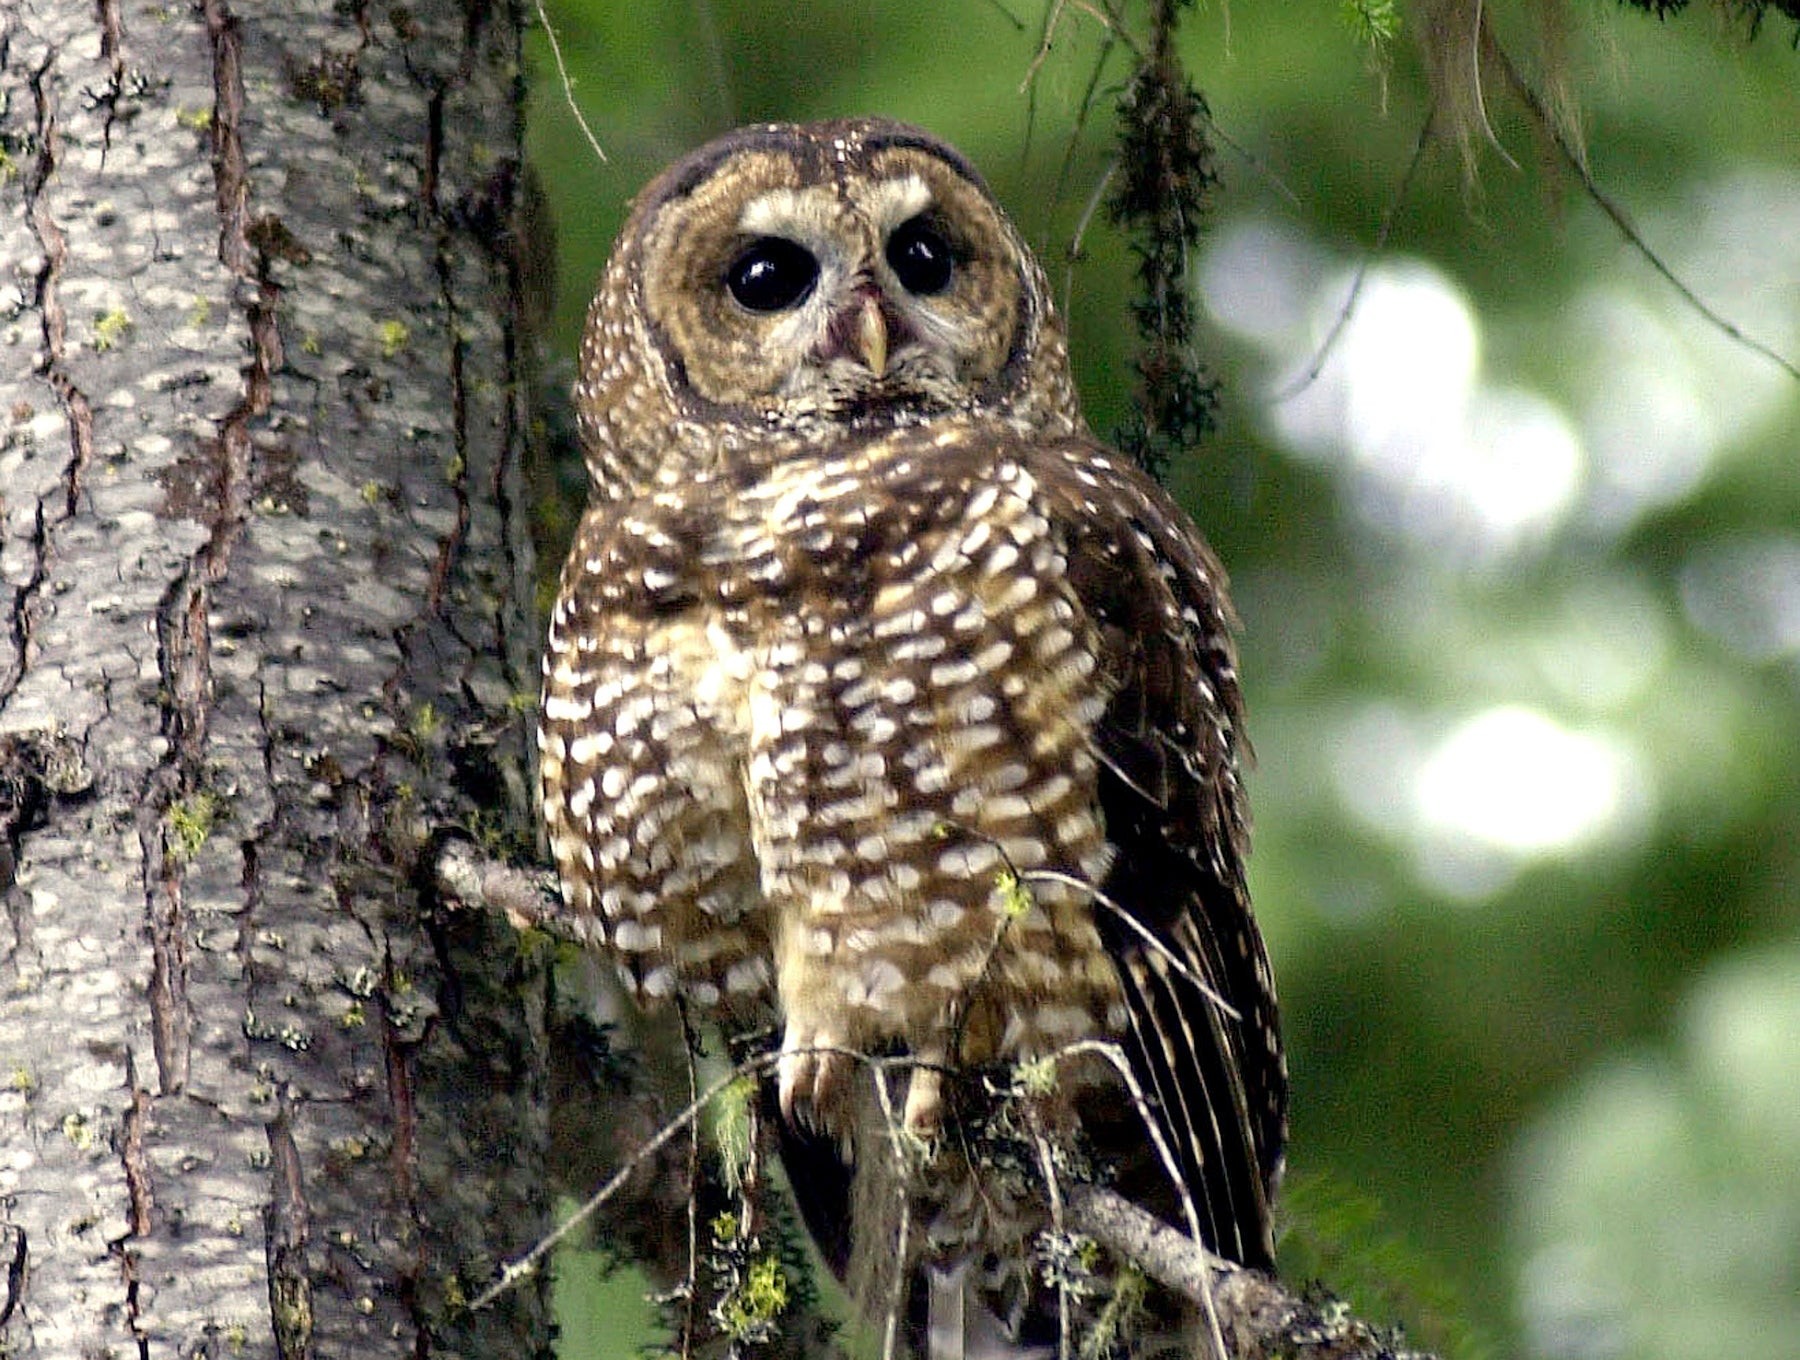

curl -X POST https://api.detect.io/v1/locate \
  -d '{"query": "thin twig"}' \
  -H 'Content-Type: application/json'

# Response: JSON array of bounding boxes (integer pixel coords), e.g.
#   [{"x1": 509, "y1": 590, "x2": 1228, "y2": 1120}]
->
[
  {"x1": 1062, "y1": 156, "x2": 1120, "y2": 319},
  {"x1": 884, "y1": 1133, "x2": 910, "y2": 1360},
  {"x1": 1024, "y1": 0, "x2": 1143, "y2": 98},
  {"x1": 1046, "y1": 30, "x2": 1120, "y2": 220},
  {"x1": 1022, "y1": 0, "x2": 1075, "y2": 94},
  {"x1": 1491, "y1": 36, "x2": 1800, "y2": 383},
  {"x1": 1199, "y1": 105, "x2": 1300, "y2": 210},
  {"x1": 1091, "y1": 0, "x2": 1145, "y2": 61},
  {"x1": 978, "y1": 0, "x2": 1030, "y2": 30},
  {"x1": 1020, "y1": 868, "x2": 1239, "y2": 1018},
  {"x1": 1031, "y1": 1128, "x2": 1073, "y2": 1360},
  {"x1": 870, "y1": 1064, "x2": 912, "y2": 1360},
  {"x1": 883, "y1": 1192, "x2": 911, "y2": 1360},
  {"x1": 676, "y1": 998, "x2": 702, "y2": 1360},
  {"x1": 470, "y1": 1051, "x2": 774, "y2": 1310},
  {"x1": 690, "y1": 0, "x2": 735, "y2": 129},
  {"x1": 1047, "y1": 1038, "x2": 1228, "y2": 1360},
  {"x1": 1020, "y1": 0, "x2": 1118, "y2": 205},
  {"x1": 1272, "y1": 110, "x2": 1433, "y2": 404},
  {"x1": 471, "y1": 1043, "x2": 924, "y2": 1311},
  {"x1": 532, "y1": 0, "x2": 608, "y2": 166}
]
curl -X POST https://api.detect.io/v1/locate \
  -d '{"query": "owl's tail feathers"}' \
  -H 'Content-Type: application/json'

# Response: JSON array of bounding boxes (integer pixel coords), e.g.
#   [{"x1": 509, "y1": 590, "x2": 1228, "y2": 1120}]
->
[{"x1": 775, "y1": 1071, "x2": 1041, "y2": 1359}]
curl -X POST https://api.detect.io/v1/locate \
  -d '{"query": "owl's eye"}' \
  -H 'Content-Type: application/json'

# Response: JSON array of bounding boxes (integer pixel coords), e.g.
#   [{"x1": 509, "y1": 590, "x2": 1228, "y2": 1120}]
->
[
  {"x1": 726, "y1": 238, "x2": 819, "y2": 312},
  {"x1": 886, "y1": 216, "x2": 955, "y2": 296}
]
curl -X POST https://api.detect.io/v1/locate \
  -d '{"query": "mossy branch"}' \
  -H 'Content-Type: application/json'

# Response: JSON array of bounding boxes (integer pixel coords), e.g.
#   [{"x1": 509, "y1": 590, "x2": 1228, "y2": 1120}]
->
[{"x1": 435, "y1": 840, "x2": 1437, "y2": 1360}]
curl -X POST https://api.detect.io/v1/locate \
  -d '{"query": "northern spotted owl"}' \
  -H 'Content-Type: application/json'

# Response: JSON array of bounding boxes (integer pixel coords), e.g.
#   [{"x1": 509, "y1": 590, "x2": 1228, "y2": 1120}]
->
[{"x1": 539, "y1": 119, "x2": 1285, "y2": 1354}]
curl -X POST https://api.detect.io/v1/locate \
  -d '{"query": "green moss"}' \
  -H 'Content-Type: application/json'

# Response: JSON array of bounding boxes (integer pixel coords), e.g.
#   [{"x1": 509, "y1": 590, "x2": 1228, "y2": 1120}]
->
[
  {"x1": 378, "y1": 318, "x2": 411, "y2": 359},
  {"x1": 329, "y1": 1134, "x2": 370, "y2": 1160},
  {"x1": 167, "y1": 789, "x2": 224, "y2": 862},
  {"x1": 471, "y1": 801, "x2": 542, "y2": 863},
  {"x1": 91, "y1": 308, "x2": 132, "y2": 352},
  {"x1": 1083, "y1": 1263, "x2": 1147, "y2": 1360},
  {"x1": 409, "y1": 701, "x2": 441, "y2": 741},
  {"x1": 1342, "y1": 0, "x2": 1401, "y2": 47},
  {"x1": 1012, "y1": 1053, "x2": 1057, "y2": 1098},
  {"x1": 715, "y1": 1253, "x2": 789, "y2": 1344},
  {"x1": 996, "y1": 864, "x2": 1033, "y2": 919},
  {"x1": 710, "y1": 1076, "x2": 757, "y2": 1194},
  {"x1": 270, "y1": 1270, "x2": 313, "y2": 1357}
]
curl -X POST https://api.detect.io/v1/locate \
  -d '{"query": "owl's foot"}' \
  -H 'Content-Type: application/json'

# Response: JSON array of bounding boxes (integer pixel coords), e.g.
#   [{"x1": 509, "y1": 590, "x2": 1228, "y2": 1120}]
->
[
  {"x1": 777, "y1": 1023, "x2": 852, "y2": 1135},
  {"x1": 777, "y1": 1026, "x2": 949, "y2": 1144},
  {"x1": 900, "y1": 1063, "x2": 943, "y2": 1138}
]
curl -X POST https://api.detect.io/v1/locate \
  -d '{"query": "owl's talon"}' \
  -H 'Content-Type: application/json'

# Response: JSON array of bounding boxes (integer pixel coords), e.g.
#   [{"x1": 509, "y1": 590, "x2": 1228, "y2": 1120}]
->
[
  {"x1": 901, "y1": 1065, "x2": 943, "y2": 1139},
  {"x1": 811, "y1": 1044, "x2": 850, "y2": 1118},
  {"x1": 776, "y1": 1047, "x2": 809, "y2": 1127},
  {"x1": 778, "y1": 1025, "x2": 849, "y2": 1135}
]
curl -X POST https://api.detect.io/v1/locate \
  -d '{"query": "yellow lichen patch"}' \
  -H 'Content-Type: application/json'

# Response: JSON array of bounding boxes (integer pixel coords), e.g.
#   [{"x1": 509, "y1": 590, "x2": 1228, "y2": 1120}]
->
[
  {"x1": 378, "y1": 319, "x2": 411, "y2": 359},
  {"x1": 167, "y1": 789, "x2": 224, "y2": 863},
  {"x1": 92, "y1": 308, "x2": 132, "y2": 352}
]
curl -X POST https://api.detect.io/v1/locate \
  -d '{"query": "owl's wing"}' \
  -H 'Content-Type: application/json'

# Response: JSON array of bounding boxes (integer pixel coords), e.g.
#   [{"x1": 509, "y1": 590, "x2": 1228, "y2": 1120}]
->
[{"x1": 1040, "y1": 441, "x2": 1287, "y2": 1269}]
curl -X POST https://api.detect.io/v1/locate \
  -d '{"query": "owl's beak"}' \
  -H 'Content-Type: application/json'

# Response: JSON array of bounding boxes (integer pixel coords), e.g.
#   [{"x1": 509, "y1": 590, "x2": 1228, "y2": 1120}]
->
[{"x1": 851, "y1": 293, "x2": 888, "y2": 379}]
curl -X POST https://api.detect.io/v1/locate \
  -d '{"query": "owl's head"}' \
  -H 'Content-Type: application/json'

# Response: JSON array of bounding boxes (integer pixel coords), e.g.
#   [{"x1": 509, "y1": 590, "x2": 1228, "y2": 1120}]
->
[{"x1": 575, "y1": 119, "x2": 1080, "y2": 493}]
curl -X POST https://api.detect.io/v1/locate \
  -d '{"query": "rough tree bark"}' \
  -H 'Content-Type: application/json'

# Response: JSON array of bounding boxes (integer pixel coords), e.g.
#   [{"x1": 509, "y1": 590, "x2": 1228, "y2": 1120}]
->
[{"x1": 0, "y1": 1, "x2": 553, "y2": 1356}]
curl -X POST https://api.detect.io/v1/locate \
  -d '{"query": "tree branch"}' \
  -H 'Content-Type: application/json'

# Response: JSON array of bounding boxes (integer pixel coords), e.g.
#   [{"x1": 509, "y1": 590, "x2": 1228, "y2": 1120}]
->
[
  {"x1": 435, "y1": 841, "x2": 1437, "y2": 1360},
  {"x1": 1065, "y1": 1185, "x2": 1433, "y2": 1360},
  {"x1": 433, "y1": 833, "x2": 560, "y2": 930}
]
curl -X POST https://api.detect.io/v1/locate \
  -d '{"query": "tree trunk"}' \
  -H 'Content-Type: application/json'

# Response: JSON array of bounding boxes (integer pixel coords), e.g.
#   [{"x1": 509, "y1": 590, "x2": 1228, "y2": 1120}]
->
[{"x1": 0, "y1": 1, "x2": 552, "y2": 1355}]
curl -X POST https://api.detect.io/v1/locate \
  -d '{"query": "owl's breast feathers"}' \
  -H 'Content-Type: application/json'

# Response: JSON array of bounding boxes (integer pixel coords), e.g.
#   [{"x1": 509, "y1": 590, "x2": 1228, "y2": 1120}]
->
[{"x1": 538, "y1": 419, "x2": 1284, "y2": 1266}]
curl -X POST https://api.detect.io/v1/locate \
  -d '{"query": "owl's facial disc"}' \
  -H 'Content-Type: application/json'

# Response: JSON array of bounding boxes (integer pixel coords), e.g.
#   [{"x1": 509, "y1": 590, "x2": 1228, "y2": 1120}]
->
[{"x1": 641, "y1": 148, "x2": 1025, "y2": 428}]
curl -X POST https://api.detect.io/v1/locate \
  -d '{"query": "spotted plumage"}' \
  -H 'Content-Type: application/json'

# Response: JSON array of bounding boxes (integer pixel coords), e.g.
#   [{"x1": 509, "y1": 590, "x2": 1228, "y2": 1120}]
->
[{"x1": 538, "y1": 118, "x2": 1285, "y2": 1355}]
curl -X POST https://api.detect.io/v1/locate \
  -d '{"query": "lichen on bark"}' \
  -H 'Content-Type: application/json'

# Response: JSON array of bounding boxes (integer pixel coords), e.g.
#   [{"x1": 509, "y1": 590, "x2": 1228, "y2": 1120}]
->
[{"x1": 0, "y1": 1, "x2": 551, "y2": 1355}]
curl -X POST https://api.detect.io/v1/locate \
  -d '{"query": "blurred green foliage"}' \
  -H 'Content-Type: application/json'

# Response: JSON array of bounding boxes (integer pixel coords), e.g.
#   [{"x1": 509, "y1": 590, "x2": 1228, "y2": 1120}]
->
[{"x1": 524, "y1": 3, "x2": 1800, "y2": 1356}]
